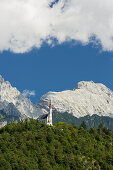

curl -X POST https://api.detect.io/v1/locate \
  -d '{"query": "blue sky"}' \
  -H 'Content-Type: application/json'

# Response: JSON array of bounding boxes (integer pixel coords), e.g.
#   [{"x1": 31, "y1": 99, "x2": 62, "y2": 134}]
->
[{"x1": 0, "y1": 43, "x2": 113, "y2": 103}]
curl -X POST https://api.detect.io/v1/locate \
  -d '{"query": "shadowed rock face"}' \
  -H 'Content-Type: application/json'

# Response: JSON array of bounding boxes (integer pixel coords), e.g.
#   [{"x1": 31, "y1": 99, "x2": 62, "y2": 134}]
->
[
  {"x1": 36, "y1": 81, "x2": 113, "y2": 118},
  {"x1": 0, "y1": 75, "x2": 40, "y2": 120}
]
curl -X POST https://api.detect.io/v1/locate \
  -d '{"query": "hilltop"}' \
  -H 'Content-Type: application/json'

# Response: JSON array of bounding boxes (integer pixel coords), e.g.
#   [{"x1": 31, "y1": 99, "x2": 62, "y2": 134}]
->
[{"x1": 0, "y1": 120, "x2": 113, "y2": 169}]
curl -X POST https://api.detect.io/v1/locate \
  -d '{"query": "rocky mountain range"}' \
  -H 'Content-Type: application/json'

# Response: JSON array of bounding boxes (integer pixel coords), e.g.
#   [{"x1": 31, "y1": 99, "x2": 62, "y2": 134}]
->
[
  {"x1": 0, "y1": 75, "x2": 41, "y2": 127},
  {"x1": 0, "y1": 74, "x2": 113, "y2": 128},
  {"x1": 36, "y1": 81, "x2": 113, "y2": 118}
]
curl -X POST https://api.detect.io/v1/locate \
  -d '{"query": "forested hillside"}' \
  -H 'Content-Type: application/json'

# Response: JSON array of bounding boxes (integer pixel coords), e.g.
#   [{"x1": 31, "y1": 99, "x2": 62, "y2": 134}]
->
[
  {"x1": 0, "y1": 119, "x2": 113, "y2": 169},
  {"x1": 53, "y1": 110, "x2": 113, "y2": 130}
]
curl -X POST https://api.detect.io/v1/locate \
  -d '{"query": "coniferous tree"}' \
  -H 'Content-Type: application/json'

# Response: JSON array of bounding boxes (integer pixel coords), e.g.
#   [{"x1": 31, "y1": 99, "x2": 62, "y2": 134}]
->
[{"x1": 80, "y1": 121, "x2": 87, "y2": 129}]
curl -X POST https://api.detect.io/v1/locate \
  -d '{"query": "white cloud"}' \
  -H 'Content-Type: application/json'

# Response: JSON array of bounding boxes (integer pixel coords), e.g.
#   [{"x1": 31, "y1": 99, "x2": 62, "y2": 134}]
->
[
  {"x1": 22, "y1": 90, "x2": 35, "y2": 98},
  {"x1": 0, "y1": 0, "x2": 113, "y2": 53}
]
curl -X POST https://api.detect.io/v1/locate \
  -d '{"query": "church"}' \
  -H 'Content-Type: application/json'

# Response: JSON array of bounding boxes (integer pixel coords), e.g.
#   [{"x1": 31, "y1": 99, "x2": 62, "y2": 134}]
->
[{"x1": 38, "y1": 100, "x2": 52, "y2": 126}]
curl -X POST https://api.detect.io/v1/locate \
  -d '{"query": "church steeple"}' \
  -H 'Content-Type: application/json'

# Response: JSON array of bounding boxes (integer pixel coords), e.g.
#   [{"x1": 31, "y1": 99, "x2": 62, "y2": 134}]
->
[
  {"x1": 47, "y1": 100, "x2": 52, "y2": 126},
  {"x1": 49, "y1": 100, "x2": 51, "y2": 109}
]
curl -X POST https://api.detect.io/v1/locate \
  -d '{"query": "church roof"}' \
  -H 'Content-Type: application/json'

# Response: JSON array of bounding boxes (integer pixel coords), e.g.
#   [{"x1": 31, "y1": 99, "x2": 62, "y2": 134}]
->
[{"x1": 38, "y1": 114, "x2": 48, "y2": 119}]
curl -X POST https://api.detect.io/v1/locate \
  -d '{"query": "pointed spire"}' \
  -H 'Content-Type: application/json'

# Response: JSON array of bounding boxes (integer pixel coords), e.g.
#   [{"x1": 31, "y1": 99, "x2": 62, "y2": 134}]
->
[
  {"x1": 49, "y1": 100, "x2": 51, "y2": 109},
  {"x1": 47, "y1": 100, "x2": 52, "y2": 126}
]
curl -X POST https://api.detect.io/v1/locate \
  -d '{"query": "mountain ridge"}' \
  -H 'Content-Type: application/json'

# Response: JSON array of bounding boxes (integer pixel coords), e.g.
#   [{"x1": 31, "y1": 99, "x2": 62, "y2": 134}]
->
[
  {"x1": 0, "y1": 75, "x2": 40, "y2": 124},
  {"x1": 0, "y1": 75, "x2": 113, "y2": 128},
  {"x1": 36, "y1": 81, "x2": 113, "y2": 118}
]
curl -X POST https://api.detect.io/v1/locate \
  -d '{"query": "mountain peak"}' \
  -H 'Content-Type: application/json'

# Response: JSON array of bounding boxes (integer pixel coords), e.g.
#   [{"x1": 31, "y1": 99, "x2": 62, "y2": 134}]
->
[
  {"x1": 74, "y1": 81, "x2": 110, "y2": 95},
  {"x1": 74, "y1": 81, "x2": 94, "y2": 90},
  {"x1": 0, "y1": 75, "x2": 40, "y2": 123},
  {"x1": 36, "y1": 81, "x2": 113, "y2": 118}
]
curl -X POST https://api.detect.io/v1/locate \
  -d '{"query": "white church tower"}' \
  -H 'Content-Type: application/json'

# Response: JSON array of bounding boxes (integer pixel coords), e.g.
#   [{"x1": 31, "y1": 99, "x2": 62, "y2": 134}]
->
[{"x1": 47, "y1": 100, "x2": 52, "y2": 126}]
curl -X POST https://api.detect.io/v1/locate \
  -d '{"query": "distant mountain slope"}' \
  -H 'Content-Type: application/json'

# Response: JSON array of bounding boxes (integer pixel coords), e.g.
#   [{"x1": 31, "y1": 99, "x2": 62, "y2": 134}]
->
[
  {"x1": 0, "y1": 110, "x2": 19, "y2": 128},
  {"x1": 53, "y1": 110, "x2": 113, "y2": 130},
  {"x1": 36, "y1": 81, "x2": 113, "y2": 118},
  {"x1": 0, "y1": 75, "x2": 41, "y2": 125}
]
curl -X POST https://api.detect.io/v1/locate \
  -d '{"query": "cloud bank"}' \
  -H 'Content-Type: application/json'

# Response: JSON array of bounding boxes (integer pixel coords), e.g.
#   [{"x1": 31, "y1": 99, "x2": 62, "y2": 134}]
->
[
  {"x1": 0, "y1": 0, "x2": 113, "y2": 53},
  {"x1": 22, "y1": 90, "x2": 35, "y2": 98}
]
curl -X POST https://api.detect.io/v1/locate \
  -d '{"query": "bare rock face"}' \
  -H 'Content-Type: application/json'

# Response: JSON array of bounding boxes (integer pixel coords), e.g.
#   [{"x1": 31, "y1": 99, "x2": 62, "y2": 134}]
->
[
  {"x1": 0, "y1": 75, "x2": 40, "y2": 120},
  {"x1": 36, "y1": 81, "x2": 113, "y2": 118}
]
